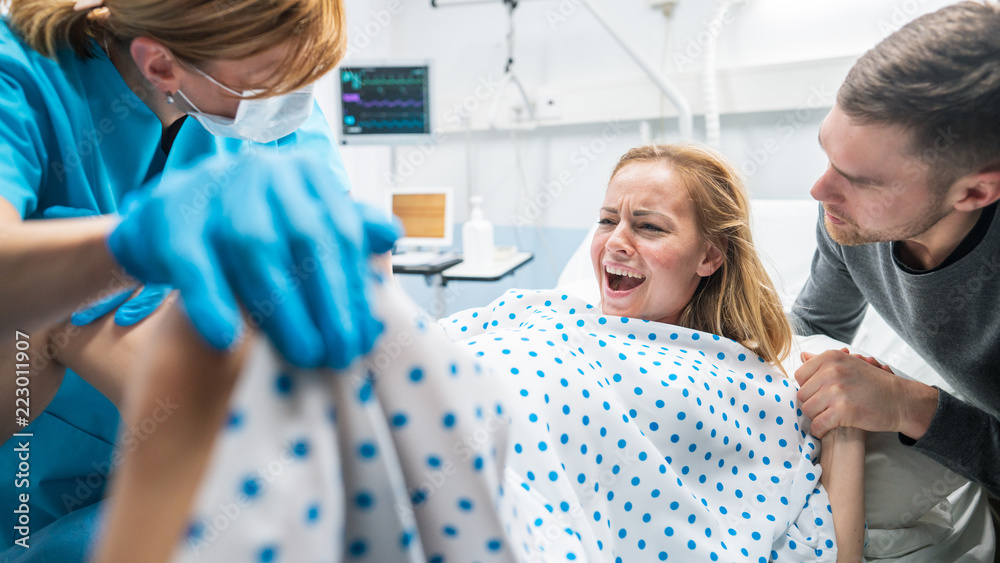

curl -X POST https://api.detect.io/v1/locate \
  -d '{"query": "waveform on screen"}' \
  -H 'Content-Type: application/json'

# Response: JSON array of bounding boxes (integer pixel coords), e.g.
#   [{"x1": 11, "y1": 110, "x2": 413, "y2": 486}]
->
[
  {"x1": 340, "y1": 65, "x2": 430, "y2": 140},
  {"x1": 356, "y1": 119, "x2": 425, "y2": 130},
  {"x1": 341, "y1": 72, "x2": 426, "y2": 90},
  {"x1": 341, "y1": 95, "x2": 425, "y2": 109}
]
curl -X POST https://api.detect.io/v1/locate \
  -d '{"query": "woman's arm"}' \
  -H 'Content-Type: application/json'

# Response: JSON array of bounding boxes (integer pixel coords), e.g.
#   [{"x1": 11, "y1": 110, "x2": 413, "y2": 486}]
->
[
  {"x1": 92, "y1": 302, "x2": 251, "y2": 563},
  {"x1": 0, "y1": 200, "x2": 138, "y2": 434},
  {"x1": 820, "y1": 426, "x2": 866, "y2": 562},
  {"x1": 0, "y1": 200, "x2": 126, "y2": 335}
]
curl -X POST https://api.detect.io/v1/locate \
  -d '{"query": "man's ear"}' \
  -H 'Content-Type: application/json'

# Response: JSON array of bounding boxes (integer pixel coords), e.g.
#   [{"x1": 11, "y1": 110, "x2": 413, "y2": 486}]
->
[
  {"x1": 950, "y1": 169, "x2": 1000, "y2": 212},
  {"x1": 130, "y1": 37, "x2": 181, "y2": 96},
  {"x1": 697, "y1": 241, "x2": 725, "y2": 277}
]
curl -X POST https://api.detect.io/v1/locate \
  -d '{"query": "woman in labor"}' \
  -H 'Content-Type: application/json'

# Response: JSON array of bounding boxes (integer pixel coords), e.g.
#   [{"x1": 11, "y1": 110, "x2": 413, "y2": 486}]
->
[{"x1": 84, "y1": 144, "x2": 867, "y2": 562}]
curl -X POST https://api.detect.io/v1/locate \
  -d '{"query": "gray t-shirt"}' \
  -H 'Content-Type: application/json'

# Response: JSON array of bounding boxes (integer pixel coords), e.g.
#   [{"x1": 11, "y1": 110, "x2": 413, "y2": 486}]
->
[{"x1": 791, "y1": 204, "x2": 1000, "y2": 497}]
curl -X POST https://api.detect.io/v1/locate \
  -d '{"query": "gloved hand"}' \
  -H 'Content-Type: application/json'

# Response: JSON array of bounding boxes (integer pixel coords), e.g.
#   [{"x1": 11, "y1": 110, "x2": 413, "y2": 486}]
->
[
  {"x1": 68, "y1": 284, "x2": 174, "y2": 327},
  {"x1": 107, "y1": 150, "x2": 399, "y2": 369},
  {"x1": 43, "y1": 206, "x2": 173, "y2": 327},
  {"x1": 42, "y1": 205, "x2": 100, "y2": 220}
]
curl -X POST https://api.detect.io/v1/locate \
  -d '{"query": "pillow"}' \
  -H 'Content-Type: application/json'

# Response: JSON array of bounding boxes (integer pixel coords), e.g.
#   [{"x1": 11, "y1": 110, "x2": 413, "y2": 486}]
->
[
  {"x1": 786, "y1": 335, "x2": 969, "y2": 530},
  {"x1": 864, "y1": 501, "x2": 957, "y2": 558},
  {"x1": 555, "y1": 224, "x2": 599, "y2": 305}
]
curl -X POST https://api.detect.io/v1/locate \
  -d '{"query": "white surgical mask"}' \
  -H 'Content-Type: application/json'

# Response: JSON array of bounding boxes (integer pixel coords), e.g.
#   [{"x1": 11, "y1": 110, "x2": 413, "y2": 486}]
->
[{"x1": 177, "y1": 67, "x2": 314, "y2": 144}]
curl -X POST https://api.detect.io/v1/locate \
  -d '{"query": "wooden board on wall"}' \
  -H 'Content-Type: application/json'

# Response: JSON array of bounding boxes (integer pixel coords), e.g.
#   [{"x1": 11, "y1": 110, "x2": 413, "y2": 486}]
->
[{"x1": 393, "y1": 193, "x2": 447, "y2": 238}]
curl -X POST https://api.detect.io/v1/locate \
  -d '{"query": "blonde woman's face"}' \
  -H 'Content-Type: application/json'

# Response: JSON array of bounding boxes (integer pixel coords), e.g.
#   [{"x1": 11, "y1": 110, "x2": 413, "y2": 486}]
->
[
  {"x1": 174, "y1": 42, "x2": 293, "y2": 119},
  {"x1": 590, "y1": 162, "x2": 722, "y2": 325}
]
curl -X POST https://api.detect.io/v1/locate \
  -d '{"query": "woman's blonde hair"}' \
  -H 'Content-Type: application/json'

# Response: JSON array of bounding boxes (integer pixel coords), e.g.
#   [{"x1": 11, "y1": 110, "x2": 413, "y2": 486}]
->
[
  {"x1": 609, "y1": 143, "x2": 792, "y2": 370},
  {"x1": 6, "y1": 0, "x2": 345, "y2": 96}
]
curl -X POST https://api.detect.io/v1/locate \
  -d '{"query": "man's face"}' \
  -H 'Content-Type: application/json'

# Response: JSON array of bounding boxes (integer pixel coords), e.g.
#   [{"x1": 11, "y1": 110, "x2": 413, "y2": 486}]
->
[{"x1": 812, "y1": 104, "x2": 949, "y2": 246}]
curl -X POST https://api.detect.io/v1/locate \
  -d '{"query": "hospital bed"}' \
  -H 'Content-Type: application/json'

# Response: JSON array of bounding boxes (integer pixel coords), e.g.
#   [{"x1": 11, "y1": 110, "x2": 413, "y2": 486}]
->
[{"x1": 555, "y1": 199, "x2": 997, "y2": 562}]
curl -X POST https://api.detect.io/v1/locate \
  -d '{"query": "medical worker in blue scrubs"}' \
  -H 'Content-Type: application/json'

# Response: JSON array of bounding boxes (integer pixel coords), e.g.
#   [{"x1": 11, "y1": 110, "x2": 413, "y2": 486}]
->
[{"x1": 0, "y1": 0, "x2": 395, "y2": 559}]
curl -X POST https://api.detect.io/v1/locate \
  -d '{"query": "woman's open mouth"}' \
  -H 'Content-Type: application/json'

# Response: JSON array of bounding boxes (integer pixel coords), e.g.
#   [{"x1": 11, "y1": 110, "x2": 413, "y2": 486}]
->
[{"x1": 604, "y1": 265, "x2": 647, "y2": 296}]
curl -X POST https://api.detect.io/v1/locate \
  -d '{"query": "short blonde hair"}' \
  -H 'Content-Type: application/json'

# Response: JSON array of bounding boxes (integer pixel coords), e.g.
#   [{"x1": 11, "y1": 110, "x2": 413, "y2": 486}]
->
[
  {"x1": 610, "y1": 143, "x2": 792, "y2": 370},
  {"x1": 7, "y1": 0, "x2": 346, "y2": 96}
]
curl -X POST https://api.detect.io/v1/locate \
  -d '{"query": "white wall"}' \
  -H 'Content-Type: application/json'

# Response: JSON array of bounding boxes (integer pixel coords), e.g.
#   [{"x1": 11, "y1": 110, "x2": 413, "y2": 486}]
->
[
  {"x1": 331, "y1": 0, "x2": 955, "y2": 214},
  {"x1": 324, "y1": 0, "x2": 958, "y2": 311}
]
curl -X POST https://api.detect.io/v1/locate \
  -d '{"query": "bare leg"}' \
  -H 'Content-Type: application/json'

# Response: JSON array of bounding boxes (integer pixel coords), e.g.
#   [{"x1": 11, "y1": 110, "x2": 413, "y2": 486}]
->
[
  {"x1": 92, "y1": 304, "x2": 250, "y2": 563},
  {"x1": 0, "y1": 325, "x2": 66, "y2": 438},
  {"x1": 1, "y1": 290, "x2": 179, "y2": 437}
]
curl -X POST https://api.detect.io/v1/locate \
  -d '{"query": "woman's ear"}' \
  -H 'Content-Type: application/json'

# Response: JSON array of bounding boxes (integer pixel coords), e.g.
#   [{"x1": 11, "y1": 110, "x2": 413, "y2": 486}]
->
[
  {"x1": 697, "y1": 241, "x2": 725, "y2": 277},
  {"x1": 130, "y1": 37, "x2": 181, "y2": 96}
]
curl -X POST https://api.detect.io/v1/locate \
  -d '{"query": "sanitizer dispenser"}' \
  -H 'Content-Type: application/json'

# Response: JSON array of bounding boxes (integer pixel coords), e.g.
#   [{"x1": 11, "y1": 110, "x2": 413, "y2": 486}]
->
[{"x1": 462, "y1": 196, "x2": 495, "y2": 270}]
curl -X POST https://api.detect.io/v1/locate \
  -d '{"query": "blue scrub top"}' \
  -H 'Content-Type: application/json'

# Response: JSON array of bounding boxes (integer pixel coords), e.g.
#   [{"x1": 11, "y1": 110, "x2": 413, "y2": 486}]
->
[{"x1": 0, "y1": 19, "x2": 352, "y2": 560}]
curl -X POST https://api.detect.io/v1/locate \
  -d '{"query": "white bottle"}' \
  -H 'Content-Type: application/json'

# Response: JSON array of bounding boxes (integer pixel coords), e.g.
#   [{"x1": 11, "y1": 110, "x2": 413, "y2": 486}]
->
[{"x1": 462, "y1": 196, "x2": 495, "y2": 271}]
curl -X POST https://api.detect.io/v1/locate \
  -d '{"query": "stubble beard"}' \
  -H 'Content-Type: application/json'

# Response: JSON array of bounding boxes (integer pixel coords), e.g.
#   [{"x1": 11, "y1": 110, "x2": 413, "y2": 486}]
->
[{"x1": 822, "y1": 201, "x2": 950, "y2": 247}]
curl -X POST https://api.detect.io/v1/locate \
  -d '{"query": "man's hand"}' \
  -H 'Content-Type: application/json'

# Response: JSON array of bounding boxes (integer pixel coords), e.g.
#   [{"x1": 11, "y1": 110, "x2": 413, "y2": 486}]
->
[
  {"x1": 795, "y1": 349, "x2": 939, "y2": 440},
  {"x1": 830, "y1": 346, "x2": 895, "y2": 372}
]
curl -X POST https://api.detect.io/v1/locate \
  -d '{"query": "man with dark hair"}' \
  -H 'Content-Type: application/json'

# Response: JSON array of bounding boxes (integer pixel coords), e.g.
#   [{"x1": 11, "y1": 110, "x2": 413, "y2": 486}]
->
[{"x1": 790, "y1": 0, "x2": 1000, "y2": 511}]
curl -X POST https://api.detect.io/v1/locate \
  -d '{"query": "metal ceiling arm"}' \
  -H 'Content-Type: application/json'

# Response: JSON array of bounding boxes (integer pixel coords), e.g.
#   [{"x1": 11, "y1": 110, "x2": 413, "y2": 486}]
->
[
  {"x1": 487, "y1": 0, "x2": 537, "y2": 130},
  {"x1": 432, "y1": 0, "x2": 693, "y2": 139}
]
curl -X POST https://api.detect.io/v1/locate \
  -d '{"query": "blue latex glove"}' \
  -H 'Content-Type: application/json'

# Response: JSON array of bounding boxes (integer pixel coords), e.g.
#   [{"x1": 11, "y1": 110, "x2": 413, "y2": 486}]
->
[
  {"x1": 107, "y1": 151, "x2": 399, "y2": 369},
  {"x1": 41, "y1": 205, "x2": 101, "y2": 219},
  {"x1": 42, "y1": 206, "x2": 173, "y2": 327},
  {"x1": 69, "y1": 284, "x2": 174, "y2": 327}
]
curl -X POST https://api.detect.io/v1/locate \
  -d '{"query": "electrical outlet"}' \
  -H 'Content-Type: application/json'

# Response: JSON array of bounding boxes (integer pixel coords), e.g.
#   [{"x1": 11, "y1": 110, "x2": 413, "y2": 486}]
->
[{"x1": 534, "y1": 86, "x2": 562, "y2": 120}]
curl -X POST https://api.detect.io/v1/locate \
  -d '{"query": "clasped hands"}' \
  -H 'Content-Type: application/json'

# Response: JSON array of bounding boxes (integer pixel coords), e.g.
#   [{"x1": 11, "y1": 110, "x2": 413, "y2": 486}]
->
[{"x1": 796, "y1": 347, "x2": 939, "y2": 440}]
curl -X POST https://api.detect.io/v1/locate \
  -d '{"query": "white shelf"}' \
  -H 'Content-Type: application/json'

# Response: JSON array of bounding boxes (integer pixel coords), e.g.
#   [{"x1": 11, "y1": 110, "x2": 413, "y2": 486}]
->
[{"x1": 441, "y1": 251, "x2": 533, "y2": 280}]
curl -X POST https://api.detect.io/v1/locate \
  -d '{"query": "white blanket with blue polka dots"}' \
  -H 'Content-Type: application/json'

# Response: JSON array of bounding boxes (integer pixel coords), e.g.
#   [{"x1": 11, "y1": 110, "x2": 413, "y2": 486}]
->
[{"x1": 173, "y1": 286, "x2": 838, "y2": 563}]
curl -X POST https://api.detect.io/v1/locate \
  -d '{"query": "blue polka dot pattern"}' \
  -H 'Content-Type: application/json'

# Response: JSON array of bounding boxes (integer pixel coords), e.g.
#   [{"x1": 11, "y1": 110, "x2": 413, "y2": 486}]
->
[
  {"x1": 274, "y1": 373, "x2": 293, "y2": 395},
  {"x1": 179, "y1": 287, "x2": 832, "y2": 563},
  {"x1": 258, "y1": 545, "x2": 278, "y2": 561}
]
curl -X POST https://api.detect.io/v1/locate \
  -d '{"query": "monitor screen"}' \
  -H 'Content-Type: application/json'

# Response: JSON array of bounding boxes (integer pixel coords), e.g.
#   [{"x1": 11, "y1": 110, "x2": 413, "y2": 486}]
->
[
  {"x1": 390, "y1": 187, "x2": 453, "y2": 248},
  {"x1": 339, "y1": 63, "x2": 431, "y2": 145}
]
